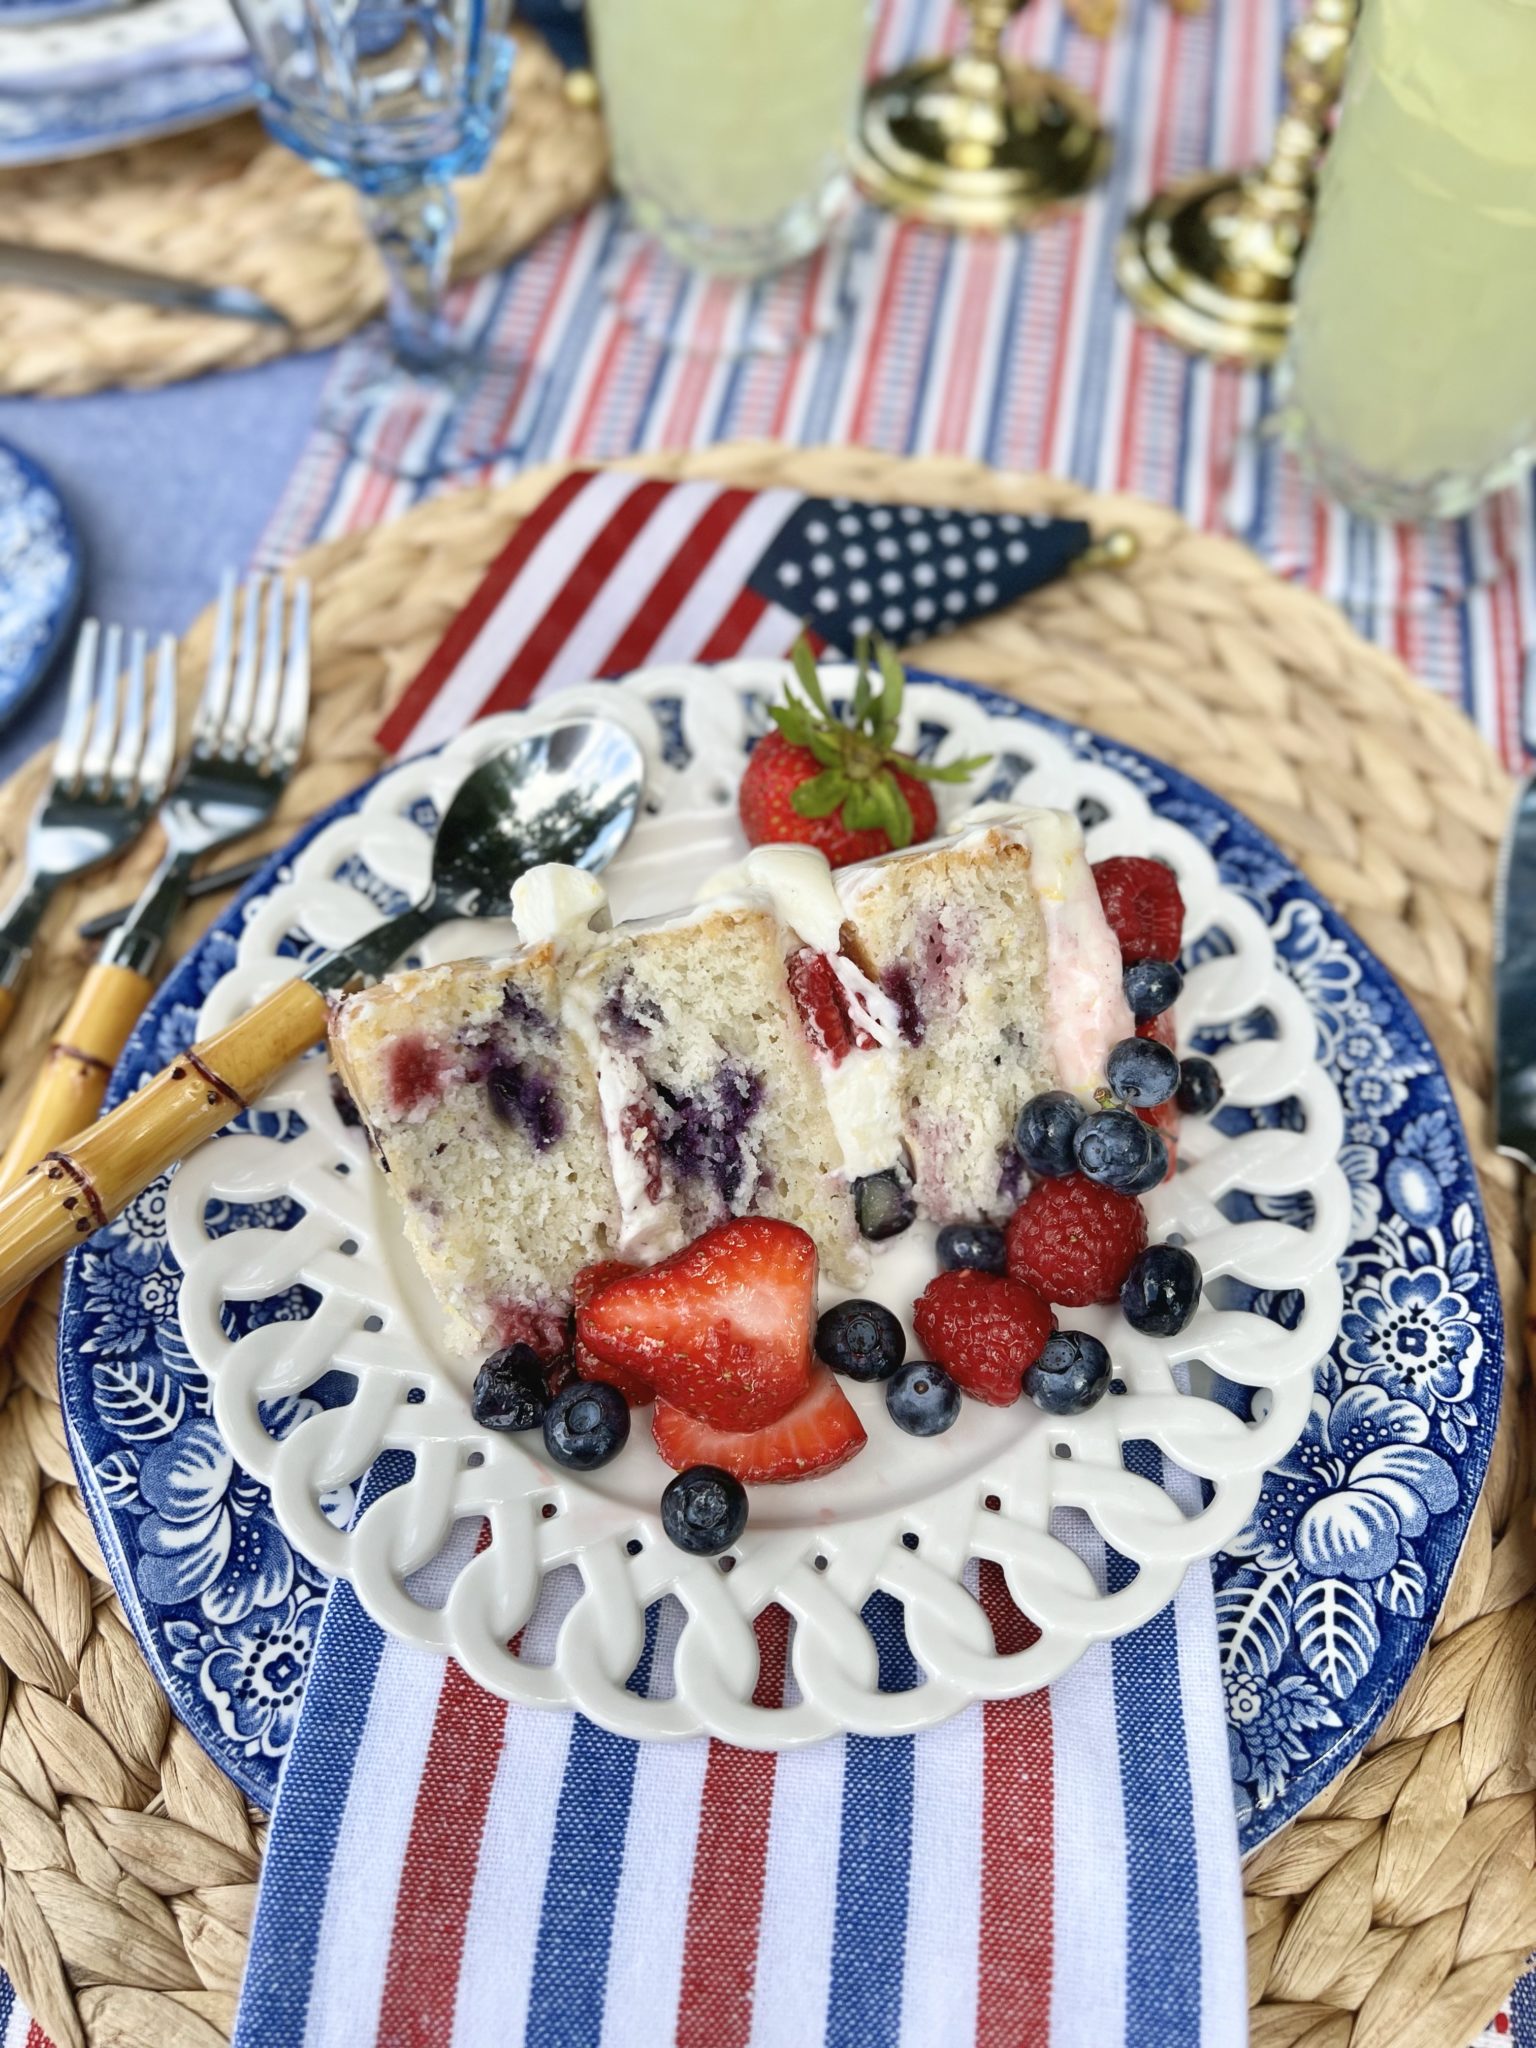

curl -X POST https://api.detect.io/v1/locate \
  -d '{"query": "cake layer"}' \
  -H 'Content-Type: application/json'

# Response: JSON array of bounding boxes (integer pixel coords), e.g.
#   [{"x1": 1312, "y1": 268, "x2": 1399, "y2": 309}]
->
[
  {"x1": 566, "y1": 903, "x2": 866, "y2": 1283},
  {"x1": 329, "y1": 941, "x2": 618, "y2": 1357}
]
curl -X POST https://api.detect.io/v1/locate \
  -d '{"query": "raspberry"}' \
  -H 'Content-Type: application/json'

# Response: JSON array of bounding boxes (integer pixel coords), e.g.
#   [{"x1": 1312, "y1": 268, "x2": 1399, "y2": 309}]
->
[
  {"x1": 1093, "y1": 857, "x2": 1185, "y2": 965},
  {"x1": 1005, "y1": 1175, "x2": 1149, "y2": 1308},
  {"x1": 911, "y1": 1269, "x2": 1053, "y2": 1406}
]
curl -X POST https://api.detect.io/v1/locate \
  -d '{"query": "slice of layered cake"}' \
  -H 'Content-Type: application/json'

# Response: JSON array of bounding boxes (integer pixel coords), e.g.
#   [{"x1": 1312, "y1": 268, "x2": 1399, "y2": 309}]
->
[
  {"x1": 329, "y1": 803, "x2": 1131, "y2": 1362},
  {"x1": 565, "y1": 900, "x2": 866, "y2": 1283},
  {"x1": 328, "y1": 869, "x2": 618, "y2": 1357}
]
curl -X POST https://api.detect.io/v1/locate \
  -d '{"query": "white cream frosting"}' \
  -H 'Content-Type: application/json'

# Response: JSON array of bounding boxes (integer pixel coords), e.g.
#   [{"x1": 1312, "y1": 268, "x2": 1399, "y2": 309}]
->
[
  {"x1": 511, "y1": 864, "x2": 610, "y2": 951},
  {"x1": 949, "y1": 803, "x2": 1132, "y2": 1092}
]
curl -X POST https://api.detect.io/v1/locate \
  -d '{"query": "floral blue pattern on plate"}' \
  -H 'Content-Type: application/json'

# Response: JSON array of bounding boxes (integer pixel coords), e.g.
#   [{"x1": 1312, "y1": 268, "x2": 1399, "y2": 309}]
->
[
  {"x1": 0, "y1": 56, "x2": 250, "y2": 167},
  {"x1": 0, "y1": 438, "x2": 81, "y2": 733},
  {"x1": 55, "y1": 681, "x2": 1503, "y2": 1834}
]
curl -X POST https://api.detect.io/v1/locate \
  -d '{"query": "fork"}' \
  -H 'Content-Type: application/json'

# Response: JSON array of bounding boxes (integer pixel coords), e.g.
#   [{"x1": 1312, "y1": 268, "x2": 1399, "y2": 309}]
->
[
  {"x1": 0, "y1": 618, "x2": 176, "y2": 1042},
  {"x1": 0, "y1": 574, "x2": 309, "y2": 1338}
]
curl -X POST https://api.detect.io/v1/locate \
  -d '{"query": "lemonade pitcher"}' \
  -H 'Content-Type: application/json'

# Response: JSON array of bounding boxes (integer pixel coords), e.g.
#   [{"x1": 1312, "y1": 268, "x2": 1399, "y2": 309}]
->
[{"x1": 1285, "y1": 0, "x2": 1536, "y2": 522}]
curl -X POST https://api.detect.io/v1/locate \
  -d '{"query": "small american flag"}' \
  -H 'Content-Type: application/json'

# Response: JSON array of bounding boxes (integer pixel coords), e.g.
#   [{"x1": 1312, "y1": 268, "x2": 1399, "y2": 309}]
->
[{"x1": 376, "y1": 470, "x2": 1096, "y2": 757}]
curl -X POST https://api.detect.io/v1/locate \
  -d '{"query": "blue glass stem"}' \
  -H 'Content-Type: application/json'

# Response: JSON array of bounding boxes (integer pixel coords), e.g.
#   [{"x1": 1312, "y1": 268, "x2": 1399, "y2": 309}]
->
[{"x1": 361, "y1": 181, "x2": 460, "y2": 373}]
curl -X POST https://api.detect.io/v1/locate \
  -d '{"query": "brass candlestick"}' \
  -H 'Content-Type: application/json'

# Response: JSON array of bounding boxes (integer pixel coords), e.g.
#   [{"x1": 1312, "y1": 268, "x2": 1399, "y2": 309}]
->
[
  {"x1": 1115, "y1": 0, "x2": 1357, "y2": 364},
  {"x1": 851, "y1": 0, "x2": 1112, "y2": 231}
]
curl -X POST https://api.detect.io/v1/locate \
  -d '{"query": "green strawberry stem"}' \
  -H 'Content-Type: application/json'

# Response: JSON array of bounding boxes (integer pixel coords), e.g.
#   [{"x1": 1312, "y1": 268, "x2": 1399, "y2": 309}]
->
[{"x1": 774, "y1": 635, "x2": 990, "y2": 848}]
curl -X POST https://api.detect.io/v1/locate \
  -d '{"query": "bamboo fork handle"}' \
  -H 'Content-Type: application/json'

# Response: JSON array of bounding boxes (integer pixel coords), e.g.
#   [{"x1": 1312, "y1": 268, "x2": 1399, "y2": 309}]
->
[
  {"x1": 0, "y1": 962, "x2": 155, "y2": 1345},
  {"x1": 0, "y1": 976, "x2": 330, "y2": 1308},
  {"x1": 0, "y1": 987, "x2": 15, "y2": 1041}
]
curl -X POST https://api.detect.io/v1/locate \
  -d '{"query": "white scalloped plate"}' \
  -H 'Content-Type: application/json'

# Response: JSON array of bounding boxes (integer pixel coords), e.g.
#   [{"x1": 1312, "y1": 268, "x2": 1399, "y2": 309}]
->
[{"x1": 154, "y1": 665, "x2": 1346, "y2": 1748}]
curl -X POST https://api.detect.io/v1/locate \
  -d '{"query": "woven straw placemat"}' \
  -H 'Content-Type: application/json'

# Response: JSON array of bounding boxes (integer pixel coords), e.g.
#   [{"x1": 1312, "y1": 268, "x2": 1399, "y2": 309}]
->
[
  {"x1": 0, "y1": 442, "x2": 1528, "y2": 2048},
  {"x1": 0, "y1": 27, "x2": 606, "y2": 398}
]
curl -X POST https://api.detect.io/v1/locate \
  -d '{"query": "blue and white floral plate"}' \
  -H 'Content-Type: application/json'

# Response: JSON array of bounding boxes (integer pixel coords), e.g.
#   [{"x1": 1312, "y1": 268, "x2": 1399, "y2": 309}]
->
[
  {"x1": 56, "y1": 673, "x2": 1501, "y2": 1846},
  {"x1": 0, "y1": 438, "x2": 81, "y2": 733}
]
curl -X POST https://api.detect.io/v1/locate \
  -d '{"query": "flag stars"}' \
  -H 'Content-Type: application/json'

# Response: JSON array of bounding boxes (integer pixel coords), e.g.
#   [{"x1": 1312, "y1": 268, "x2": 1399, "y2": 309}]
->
[
  {"x1": 943, "y1": 555, "x2": 967, "y2": 578},
  {"x1": 969, "y1": 518, "x2": 993, "y2": 538},
  {"x1": 811, "y1": 552, "x2": 834, "y2": 576},
  {"x1": 975, "y1": 547, "x2": 999, "y2": 571},
  {"x1": 879, "y1": 570, "x2": 903, "y2": 594},
  {"x1": 849, "y1": 578, "x2": 872, "y2": 602},
  {"x1": 837, "y1": 514, "x2": 863, "y2": 536},
  {"x1": 912, "y1": 562, "x2": 937, "y2": 586},
  {"x1": 944, "y1": 590, "x2": 966, "y2": 612},
  {"x1": 1005, "y1": 540, "x2": 1030, "y2": 563},
  {"x1": 899, "y1": 507, "x2": 923, "y2": 523},
  {"x1": 868, "y1": 509, "x2": 892, "y2": 529},
  {"x1": 938, "y1": 523, "x2": 962, "y2": 545},
  {"x1": 850, "y1": 613, "x2": 873, "y2": 636},
  {"x1": 777, "y1": 562, "x2": 803, "y2": 587},
  {"x1": 998, "y1": 514, "x2": 1023, "y2": 533},
  {"x1": 880, "y1": 606, "x2": 905, "y2": 632},
  {"x1": 844, "y1": 544, "x2": 867, "y2": 567},
  {"x1": 875, "y1": 537, "x2": 900, "y2": 560},
  {"x1": 975, "y1": 580, "x2": 998, "y2": 605},
  {"x1": 814, "y1": 589, "x2": 839, "y2": 611},
  {"x1": 913, "y1": 596, "x2": 936, "y2": 621},
  {"x1": 805, "y1": 520, "x2": 829, "y2": 544},
  {"x1": 907, "y1": 532, "x2": 931, "y2": 554}
]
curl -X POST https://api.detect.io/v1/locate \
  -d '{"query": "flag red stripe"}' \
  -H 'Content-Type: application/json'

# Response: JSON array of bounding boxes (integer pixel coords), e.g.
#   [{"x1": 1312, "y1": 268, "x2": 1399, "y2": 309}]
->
[
  {"x1": 674, "y1": 1606, "x2": 790, "y2": 2048},
  {"x1": 694, "y1": 587, "x2": 770, "y2": 663},
  {"x1": 376, "y1": 1659, "x2": 509, "y2": 2048},
  {"x1": 25, "y1": 2022, "x2": 49, "y2": 2048},
  {"x1": 476, "y1": 477, "x2": 676, "y2": 716},
  {"x1": 976, "y1": 1562, "x2": 1054, "y2": 2048},
  {"x1": 597, "y1": 487, "x2": 753, "y2": 675},
  {"x1": 376, "y1": 468, "x2": 597, "y2": 752}
]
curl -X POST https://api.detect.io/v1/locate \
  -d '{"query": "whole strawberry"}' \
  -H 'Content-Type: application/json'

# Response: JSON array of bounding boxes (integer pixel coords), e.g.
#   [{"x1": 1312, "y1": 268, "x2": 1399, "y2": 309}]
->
[{"x1": 738, "y1": 638, "x2": 988, "y2": 867}]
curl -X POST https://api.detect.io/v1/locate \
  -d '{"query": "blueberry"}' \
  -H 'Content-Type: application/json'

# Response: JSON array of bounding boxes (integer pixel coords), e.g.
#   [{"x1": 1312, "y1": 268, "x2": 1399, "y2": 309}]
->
[
  {"x1": 1106, "y1": 1036, "x2": 1180, "y2": 1109},
  {"x1": 542, "y1": 1379, "x2": 631, "y2": 1469},
  {"x1": 1123, "y1": 1125, "x2": 1171, "y2": 1195},
  {"x1": 1014, "y1": 1089, "x2": 1085, "y2": 1178},
  {"x1": 1073, "y1": 1107, "x2": 1155, "y2": 1193},
  {"x1": 816, "y1": 1299, "x2": 906, "y2": 1381},
  {"x1": 1176, "y1": 1055, "x2": 1224, "y2": 1116},
  {"x1": 1121, "y1": 1244, "x2": 1203, "y2": 1336},
  {"x1": 1024, "y1": 1330, "x2": 1112, "y2": 1415},
  {"x1": 1122, "y1": 958, "x2": 1183, "y2": 1021},
  {"x1": 886, "y1": 1360, "x2": 961, "y2": 1436},
  {"x1": 854, "y1": 1167, "x2": 916, "y2": 1240},
  {"x1": 471, "y1": 1344, "x2": 548, "y2": 1432},
  {"x1": 937, "y1": 1223, "x2": 1009, "y2": 1274},
  {"x1": 661, "y1": 1466, "x2": 749, "y2": 1555}
]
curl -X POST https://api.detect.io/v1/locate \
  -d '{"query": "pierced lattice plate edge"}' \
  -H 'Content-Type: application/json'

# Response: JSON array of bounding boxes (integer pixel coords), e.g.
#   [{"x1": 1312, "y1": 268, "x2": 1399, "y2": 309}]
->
[{"x1": 154, "y1": 665, "x2": 1349, "y2": 1748}]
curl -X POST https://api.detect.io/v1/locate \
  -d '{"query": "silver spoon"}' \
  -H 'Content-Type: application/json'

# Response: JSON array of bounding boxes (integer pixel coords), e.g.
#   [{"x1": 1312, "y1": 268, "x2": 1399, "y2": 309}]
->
[{"x1": 0, "y1": 716, "x2": 646, "y2": 1303}]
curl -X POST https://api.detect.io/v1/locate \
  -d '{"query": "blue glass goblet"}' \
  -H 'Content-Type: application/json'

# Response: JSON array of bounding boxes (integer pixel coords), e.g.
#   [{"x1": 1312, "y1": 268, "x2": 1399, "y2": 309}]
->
[{"x1": 232, "y1": 0, "x2": 515, "y2": 441}]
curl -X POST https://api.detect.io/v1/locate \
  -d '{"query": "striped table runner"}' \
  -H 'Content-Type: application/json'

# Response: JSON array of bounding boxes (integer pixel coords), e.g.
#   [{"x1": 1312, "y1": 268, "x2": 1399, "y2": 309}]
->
[
  {"x1": 234, "y1": 1469, "x2": 1245, "y2": 2048},
  {"x1": 258, "y1": 0, "x2": 1536, "y2": 769}
]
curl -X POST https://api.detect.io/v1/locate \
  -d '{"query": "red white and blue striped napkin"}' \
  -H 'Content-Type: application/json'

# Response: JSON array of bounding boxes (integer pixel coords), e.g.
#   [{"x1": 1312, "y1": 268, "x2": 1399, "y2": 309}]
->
[{"x1": 230, "y1": 471, "x2": 1248, "y2": 2047}]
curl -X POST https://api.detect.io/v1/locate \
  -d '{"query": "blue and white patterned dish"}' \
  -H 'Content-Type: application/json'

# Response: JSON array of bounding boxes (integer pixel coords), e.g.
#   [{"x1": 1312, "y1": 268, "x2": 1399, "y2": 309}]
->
[
  {"x1": 0, "y1": 0, "x2": 249, "y2": 166},
  {"x1": 0, "y1": 438, "x2": 81, "y2": 733},
  {"x1": 55, "y1": 677, "x2": 1502, "y2": 1842}
]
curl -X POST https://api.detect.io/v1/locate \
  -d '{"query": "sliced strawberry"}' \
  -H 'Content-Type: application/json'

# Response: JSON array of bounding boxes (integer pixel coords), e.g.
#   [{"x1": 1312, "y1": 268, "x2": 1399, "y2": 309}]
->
[
  {"x1": 787, "y1": 948, "x2": 854, "y2": 1065},
  {"x1": 571, "y1": 1260, "x2": 652, "y2": 1406},
  {"x1": 652, "y1": 1367, "x2": 866, "y2": 1484},
  {"x1": 577, "y1": 1217, "x2": 816, "y2": 1431}
]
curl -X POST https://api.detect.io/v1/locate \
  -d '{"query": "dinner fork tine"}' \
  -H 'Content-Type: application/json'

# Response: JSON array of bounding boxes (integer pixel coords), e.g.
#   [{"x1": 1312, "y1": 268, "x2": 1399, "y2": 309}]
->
[
  {"x1": 271, "y1": 580, "x2": 311, "y2": 772},
  {"x1": 249, "y1": 579, "x2": 287, "y2": 761},
  {"x1": 108, "y1": 631, "x2": 149, "y2": 801},
  {"x1": 193, "y1": 569, "x2": 238, "y2": 752},
  {"x1": 52, "y1": 619, "x2": 100, "y2": 791},
  {"x1": 139, "y1": 635, "x2": 178, "y2": 807},
  {"x1": 221, "y1": 573, "x2": 264, "y2": 758},
  {"x1": 78, "y1": 622, "x2": 122, "y2": 794}
]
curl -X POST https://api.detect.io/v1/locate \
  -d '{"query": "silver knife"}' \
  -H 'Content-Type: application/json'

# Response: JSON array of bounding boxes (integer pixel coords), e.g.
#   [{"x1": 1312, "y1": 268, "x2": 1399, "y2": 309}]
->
[
  {"x1": 0, "y1": 241, "x2": 292, "y2": 329},
  {"x1": 1494, "y1": 774, "x2": 1536, "y2": 1168}
]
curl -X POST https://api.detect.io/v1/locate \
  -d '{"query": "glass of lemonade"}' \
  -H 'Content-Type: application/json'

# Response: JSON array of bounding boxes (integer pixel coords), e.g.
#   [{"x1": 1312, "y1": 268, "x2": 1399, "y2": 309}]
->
[
  {"x1": 1285, "y1": 0, "x2": 1536, "y2": 523},
  {"x1": 585, "y1": 0, "x2": 874, "y2": 281}
]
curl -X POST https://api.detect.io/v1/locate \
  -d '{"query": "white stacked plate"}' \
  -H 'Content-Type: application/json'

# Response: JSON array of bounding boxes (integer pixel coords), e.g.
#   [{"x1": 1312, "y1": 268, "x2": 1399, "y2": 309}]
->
[{"x1": 0, "y1": 0, "x2": 251, "y2": 167}]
